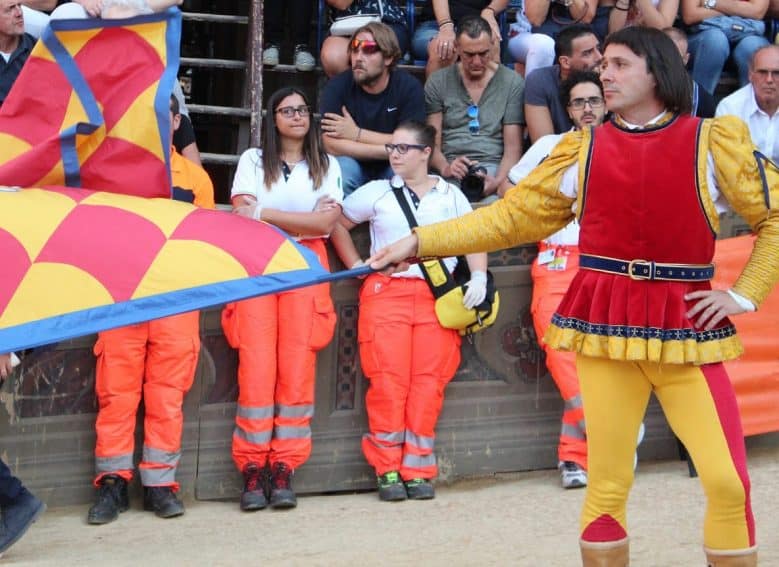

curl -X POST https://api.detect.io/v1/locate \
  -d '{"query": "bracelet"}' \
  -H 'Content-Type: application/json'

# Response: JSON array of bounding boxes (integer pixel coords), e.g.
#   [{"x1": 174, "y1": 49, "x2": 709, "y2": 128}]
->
[
  {"x1": 437, "y1": 19, "x2": 453, "y2": 28},
  {"x1": 483, "y1": 5, "x2": 497, "y2": 15},
  {"x1": 355, "y1": 127, "x2": 361, "y2": 142}
]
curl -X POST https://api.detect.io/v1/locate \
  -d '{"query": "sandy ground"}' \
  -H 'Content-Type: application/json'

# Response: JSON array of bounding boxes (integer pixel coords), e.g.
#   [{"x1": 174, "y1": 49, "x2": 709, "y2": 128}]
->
[{"x1": 4, "y1": 444, "x2": 778, "y2": 566}]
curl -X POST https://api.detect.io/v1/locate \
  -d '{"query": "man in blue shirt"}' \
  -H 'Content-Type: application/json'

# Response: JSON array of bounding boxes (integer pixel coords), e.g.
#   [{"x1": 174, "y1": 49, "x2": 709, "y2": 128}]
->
[{"x1": 320, "y1": 21, "x2": 425, "y2": 196}]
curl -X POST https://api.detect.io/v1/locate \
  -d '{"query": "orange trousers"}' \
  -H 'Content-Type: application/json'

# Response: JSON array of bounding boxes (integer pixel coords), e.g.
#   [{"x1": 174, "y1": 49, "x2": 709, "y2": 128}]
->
[
  {"x1": 222, "y1": 238, "x2": 336, "y2": 473},
  {"x1": 93, "y1": 311, "x2": 201, "y2": 490},
  {"x1": 358, "y1": 274, "x2": 461, "y2": 480},
  {"x1": 531, "y1": 244, "x2": 587, "y2": 468}
]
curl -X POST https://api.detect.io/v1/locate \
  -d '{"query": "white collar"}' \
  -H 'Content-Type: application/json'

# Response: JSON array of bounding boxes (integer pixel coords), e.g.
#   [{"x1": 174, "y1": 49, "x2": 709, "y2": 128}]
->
[
  {"x1": 746, "y1": 84, "x2": 779, "y2": 118},
  {"x1": 618, "y1": 109, "x2": 668, "y2": 130}
]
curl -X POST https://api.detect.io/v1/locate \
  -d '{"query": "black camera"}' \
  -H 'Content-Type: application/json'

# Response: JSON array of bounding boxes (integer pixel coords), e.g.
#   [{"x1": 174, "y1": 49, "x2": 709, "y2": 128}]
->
[{"x1": 460, "y1": 164, "x2": 487, "y2": 202}]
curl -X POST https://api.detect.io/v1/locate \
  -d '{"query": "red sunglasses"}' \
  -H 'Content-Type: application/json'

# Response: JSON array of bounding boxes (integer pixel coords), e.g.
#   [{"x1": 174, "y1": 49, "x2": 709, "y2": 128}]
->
[{"x1": 350, "y1": 38, "x2": 381, "y2": 55}]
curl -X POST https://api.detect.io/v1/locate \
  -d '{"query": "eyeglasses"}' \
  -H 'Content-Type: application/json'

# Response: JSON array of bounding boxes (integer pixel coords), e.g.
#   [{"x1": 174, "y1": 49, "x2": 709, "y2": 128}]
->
[
  {"x1": 467, "y1": 104, "x2": 480, "y2": 135},
  {"x1": 568, "y1": 96, "x2": 605, "y2": 110},
  {"x1": 385, "y1": 143, "x2": 427, "y2": 155},
  {"x1": 350, "y1": 38, "x2": 381, "y2": 56},
  {"x1": 275, "y1": 105, "x2": 311, "y2": 118},
  {"x1": 753, "y1": 69, "x2": 779, "y2": 80}
]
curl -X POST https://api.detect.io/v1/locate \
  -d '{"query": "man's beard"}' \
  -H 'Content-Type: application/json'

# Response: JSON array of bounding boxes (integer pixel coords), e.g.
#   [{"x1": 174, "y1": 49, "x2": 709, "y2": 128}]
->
[{"x1": 354, "y1": 65, "x2": 384, "y2": 87}]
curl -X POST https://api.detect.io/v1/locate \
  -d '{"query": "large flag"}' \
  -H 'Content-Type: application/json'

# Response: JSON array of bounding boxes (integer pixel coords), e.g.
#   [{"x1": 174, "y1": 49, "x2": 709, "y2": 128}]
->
[
  {"x1": 0, "y1": 186, "x2": 368, "y2": 352},
  {"x1": 0, "y1": 9, "x2": 180, "y2": 197},
  {"x1": 0, "y1": 11, "x2": 367, "y2": 353}
]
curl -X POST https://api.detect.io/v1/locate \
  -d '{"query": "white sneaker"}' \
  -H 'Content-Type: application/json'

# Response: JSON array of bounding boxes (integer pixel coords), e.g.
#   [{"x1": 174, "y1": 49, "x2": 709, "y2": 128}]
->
[
  {"x1": 262, "y1": 45, "x2": 280, "y2": 67},
  {"x1": 634, "y1": 422, "x2": 646, "y2": 471},
  {"x1": 294, "y1": 45, "x2": 316, "y2": 72},
  {"x1": 559, "y1": 461, "x2": 587, "y2": 489}
]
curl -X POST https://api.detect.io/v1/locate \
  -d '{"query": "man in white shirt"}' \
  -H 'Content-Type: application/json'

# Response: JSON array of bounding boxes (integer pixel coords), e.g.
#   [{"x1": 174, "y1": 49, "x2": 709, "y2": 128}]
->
[
  {"x1": 502, "y1": 70, "x2": 606, "y2": 491},
  {"x1": 716, "y1": 45, "x2": 779, "y2": 162}
]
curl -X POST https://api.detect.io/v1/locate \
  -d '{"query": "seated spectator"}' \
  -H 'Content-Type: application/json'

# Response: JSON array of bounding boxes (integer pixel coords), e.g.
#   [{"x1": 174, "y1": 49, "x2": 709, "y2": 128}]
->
[
  {"x1": 524, "y1": 24, "x2": 601, "y2": 143},
  {"x1": 425, "y1": 16, "x2": 524, "y2": 201},
  {"x1": 0, "y1": 0, "x2": 34, "y2": 108},
  {"x1": 524, "y1": 0, "x2": 610, "y2": 45},
  {"x1": 320, "y1": 22, "x2": 424, "y2": 195},
  {"x1": 664, "y1": 26, "x2": 716, "y2": 118},
  {"x1": 51, "y1": 0, "x2": 181, "y2": 19},
  {"x1": 263, "y1": 1, "x2": 316, "y2": 72},
  {"x1": 507, "y1": 3, "x2": 555, "y2": 77},
  {"x1": 412, "y1": 0, "x2": 506, "y2": 78},
  {"x1": 171, "y1": 79, "x2": 203, "y2": 166},
  {"x1": 681, "y1": 0, "x2": 769, "y2": 95},
  {"x1": 21, "y1": 0, "x2": 67, "y2": 37},
  {"x1": 716, "y1": 45, "x2": 779, "y2": 162},
  {"x1": 320, "y1": 0, "x2": 409, "y2": 78},
  {"x1": 0, "y1": 353, "x2": 46, "y2": 555},
  {"x1": 608, "y1": 0, "x2": 678, "y2": 32}
]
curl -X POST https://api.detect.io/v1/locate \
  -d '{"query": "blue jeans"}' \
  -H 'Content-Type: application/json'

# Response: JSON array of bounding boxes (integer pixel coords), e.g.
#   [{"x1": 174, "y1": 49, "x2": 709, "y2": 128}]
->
[
  {"x1": 410, "y1": 20, "x2": 438, "y2": 62},
  {"x1": 336, "y1": 156, "x2": 394, "y2": 196},
  {"x1": 688, "y1": 25, "x2": 769, "y2": 94},
  {"x1": 0, "y1": 457, "x2": 23, "y2": 506}
]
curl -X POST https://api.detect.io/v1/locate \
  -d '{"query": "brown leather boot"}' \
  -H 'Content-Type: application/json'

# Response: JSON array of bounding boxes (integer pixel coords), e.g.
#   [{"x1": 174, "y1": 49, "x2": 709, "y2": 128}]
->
[
  {"x1": 705, "y1": 547, "x2": 758, "y2": 566},
  {"x1": 580, "y1": 538, "x2": 630, "y2": 566}
]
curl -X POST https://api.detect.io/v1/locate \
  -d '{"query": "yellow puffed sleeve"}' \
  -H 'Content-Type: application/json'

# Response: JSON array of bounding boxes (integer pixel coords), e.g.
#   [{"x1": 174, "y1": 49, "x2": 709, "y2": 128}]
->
[
  {"x1": 416, "y1": 130, "x2": 583, "y2": 258},
  {"x1": 706, "y1": 115, "x2": 779, "y2": 307}
]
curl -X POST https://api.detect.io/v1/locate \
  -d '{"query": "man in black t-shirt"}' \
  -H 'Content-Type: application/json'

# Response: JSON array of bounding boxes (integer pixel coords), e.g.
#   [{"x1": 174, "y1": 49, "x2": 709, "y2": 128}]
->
[{"x1": 320, "y1": 21, "x2": 425, "y2": 196}]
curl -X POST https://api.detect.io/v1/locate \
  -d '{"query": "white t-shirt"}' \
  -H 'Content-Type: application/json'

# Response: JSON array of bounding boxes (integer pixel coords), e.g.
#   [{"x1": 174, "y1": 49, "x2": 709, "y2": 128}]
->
[
  {"x1": 508, "y1": 132, "x2": 580, "y2": 246},
  {"x1": 343, "y1": 176, "x2": 473, "y2": 279},
  {"x1": 231, "y1": 148, "x2": 344, "y2": 239}
]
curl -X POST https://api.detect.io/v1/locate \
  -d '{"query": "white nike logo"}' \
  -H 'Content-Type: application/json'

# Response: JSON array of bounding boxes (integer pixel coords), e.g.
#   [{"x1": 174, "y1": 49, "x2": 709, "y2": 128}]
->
[{"x1": 387, "y1": 107, "x2": 398, "y2": 112}]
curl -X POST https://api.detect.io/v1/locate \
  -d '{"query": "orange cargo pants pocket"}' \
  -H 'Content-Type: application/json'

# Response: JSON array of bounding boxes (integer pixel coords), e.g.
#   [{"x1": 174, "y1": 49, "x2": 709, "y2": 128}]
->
[
  {"x1": 221, "y1": 303, "x2": 239, "y2": 349},
  {"x1": 309, "y1": 292, "x2": 336, "y2": 352}
]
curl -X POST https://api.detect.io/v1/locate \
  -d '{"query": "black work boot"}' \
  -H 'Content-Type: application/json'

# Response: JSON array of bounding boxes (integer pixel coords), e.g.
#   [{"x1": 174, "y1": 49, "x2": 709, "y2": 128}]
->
[
  {"x1": 269, "y1": 462, "x2": 297, "y2": 509},
  {"x1": 404, "y1": 478, "x2": 435, "y2": 500},
  {"x1": 143, "y1": 486, "x2": 185, "y2": 518},
  {"x1": 240, "y1": 462, "x2": 268, "y2": 512},
  {"x1": 87, "y1": 475, "x2": 129, "y2": 525},
  {"x1": 377, "y1": 471, "x2": 407, "y2": 502}
]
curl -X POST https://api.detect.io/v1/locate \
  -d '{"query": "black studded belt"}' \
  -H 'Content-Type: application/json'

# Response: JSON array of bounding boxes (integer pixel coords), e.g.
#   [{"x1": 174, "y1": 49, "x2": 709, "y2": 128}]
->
[{"x1": 579, "y1": 254, "x2": 715, "y2": 281}]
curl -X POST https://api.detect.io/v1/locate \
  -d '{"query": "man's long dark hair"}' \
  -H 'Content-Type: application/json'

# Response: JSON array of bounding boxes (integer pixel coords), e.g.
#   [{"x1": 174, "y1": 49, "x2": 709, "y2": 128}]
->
[
  {"x1": 261, "y1": 87, "x2": 330, "y2": 191},
  {"x1": 604, "y1": 27, "x2": 692, "y2": 115}
]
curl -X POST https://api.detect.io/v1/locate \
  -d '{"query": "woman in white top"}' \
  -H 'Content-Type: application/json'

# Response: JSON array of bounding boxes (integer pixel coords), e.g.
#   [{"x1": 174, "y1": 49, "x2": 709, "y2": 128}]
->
[
  {"x1": 222, "y1": 87, "x2": 343, "y2": 512},
  {"x1": 330, "y1": 120, "x2": 487, "y2": 502}
]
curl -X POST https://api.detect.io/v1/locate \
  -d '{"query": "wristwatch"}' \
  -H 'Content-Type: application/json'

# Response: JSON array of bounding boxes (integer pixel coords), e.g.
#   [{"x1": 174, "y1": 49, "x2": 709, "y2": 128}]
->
[
  {"x1": 556, "y1": 0, "x2": 574, "y2": 6},
  {"x1": 703, "y1": 0, "x2": 717, "y2": 9}
]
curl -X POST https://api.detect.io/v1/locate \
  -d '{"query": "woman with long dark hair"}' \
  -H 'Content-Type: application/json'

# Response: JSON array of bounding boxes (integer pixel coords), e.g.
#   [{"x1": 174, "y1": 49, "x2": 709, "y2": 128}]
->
[
  {"x1": 331, "y1": 120, "x2": 487, "y2": 501},
  {"x1": 222, "y1": 87, "x2": 343, "y2": 512}
]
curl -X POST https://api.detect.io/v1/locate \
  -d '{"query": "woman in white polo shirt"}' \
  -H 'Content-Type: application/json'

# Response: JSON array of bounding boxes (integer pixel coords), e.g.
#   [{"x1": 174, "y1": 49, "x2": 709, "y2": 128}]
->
[
  {"x1": 331, "y1": 120, "x2": 488, "y2": 502},
  {"x1": 222, "y1": 87, "x2": 343, "y2": 512}
]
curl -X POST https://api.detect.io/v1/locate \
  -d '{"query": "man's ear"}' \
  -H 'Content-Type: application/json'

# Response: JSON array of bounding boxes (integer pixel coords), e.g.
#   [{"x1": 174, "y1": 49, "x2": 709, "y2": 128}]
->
[
  {"x1": 172, "y1": 113, "x2": 182, "y2": 132},
  {"x1": 559, "y1": 55, "x2": 570, "y2": 72}
]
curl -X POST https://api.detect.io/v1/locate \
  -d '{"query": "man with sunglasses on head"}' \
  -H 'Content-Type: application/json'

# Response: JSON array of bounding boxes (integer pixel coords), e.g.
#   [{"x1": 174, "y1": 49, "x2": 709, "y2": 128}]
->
[
  {"x1": 716, "y1": 45, "x2": 779, "y2": 163},
  {"x1": 425, "y1": 15, "x2": 524, "y2": 202},
  {"x1": 320, "y1": 22, "x2": 425, "y2": 197}
]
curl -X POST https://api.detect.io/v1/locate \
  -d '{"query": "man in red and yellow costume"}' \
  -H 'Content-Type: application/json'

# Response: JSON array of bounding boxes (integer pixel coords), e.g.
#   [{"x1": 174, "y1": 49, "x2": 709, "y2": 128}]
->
[
  {"x1": 370, "y1": 27, "x2": 779, "y2": 567},
  {"x1": 87, "y1": 94, "x2": 215, "y2": 525}
]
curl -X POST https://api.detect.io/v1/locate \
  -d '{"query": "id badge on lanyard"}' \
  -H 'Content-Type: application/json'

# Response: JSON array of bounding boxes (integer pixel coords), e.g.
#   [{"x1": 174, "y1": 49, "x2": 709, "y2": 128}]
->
[{"x1": 537, "y1": 246, "x2": 569, "y2": 271}]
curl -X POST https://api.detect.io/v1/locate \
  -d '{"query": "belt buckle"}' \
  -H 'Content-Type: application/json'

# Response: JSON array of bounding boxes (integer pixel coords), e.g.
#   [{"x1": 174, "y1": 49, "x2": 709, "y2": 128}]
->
[{"x1": 627, "y1": 259, "x2": 653, "y2": 280}]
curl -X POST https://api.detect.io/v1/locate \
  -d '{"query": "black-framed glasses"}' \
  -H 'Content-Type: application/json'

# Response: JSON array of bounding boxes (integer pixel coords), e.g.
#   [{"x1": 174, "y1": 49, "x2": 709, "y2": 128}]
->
[
  {"x1": 385, "y1": 143, "x2": 427, "y2": 155},
  {"x1": 467, "y1": 104, "x2": 480, "y2": 135},
  {"x1": 568, "y1": 96, "x2": 604, "y2": 110},
  {"x1": 275, "y1": 105, "x2": 311, "y2": 118}
]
